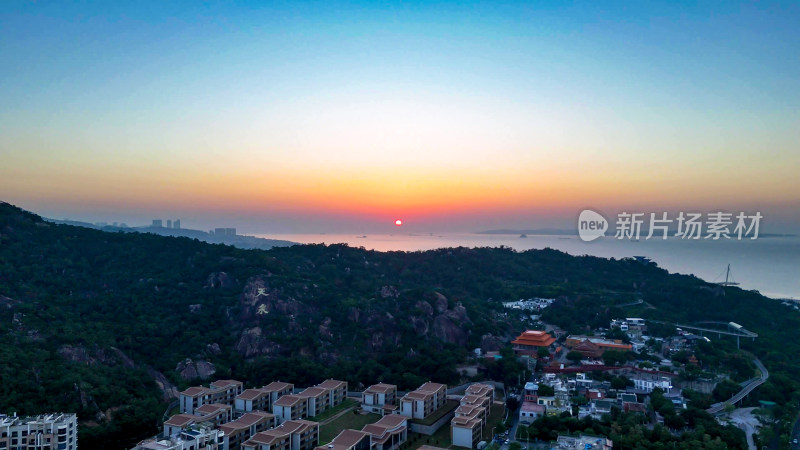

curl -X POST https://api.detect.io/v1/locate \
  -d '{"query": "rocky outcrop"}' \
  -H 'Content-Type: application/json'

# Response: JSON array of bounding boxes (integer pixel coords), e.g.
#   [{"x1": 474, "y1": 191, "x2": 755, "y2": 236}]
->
[
  {"x1": 206, "y1": 272, "x2": 237, "y2": 289},
  {"x1": 58, "y1": 345, "x2": 135, "y2": 368},
  {"x1": 175, "y1": 358, "x2": 216, "y2": 380},
  {"x1": 318, "y1": 317, "x2": 333, "y2": 340},
  {"x1": 235, "y1": 327, "x2": 283, "y2": 358},
  {"x1": 480, "y1": 334, "x2": 505, "y2": 352},
  {"x1": 0, "y1": 294, "x2": 20, "y2": 309},
  {"x1": 147, "y1": 368, "x2": 179, "y2": 400},
  {"x1": 379, "y1": 285, "x2": 399, "y2": 298},
  {"x1": 205, "y1": 342, "x2": 222, "y2": 356}
]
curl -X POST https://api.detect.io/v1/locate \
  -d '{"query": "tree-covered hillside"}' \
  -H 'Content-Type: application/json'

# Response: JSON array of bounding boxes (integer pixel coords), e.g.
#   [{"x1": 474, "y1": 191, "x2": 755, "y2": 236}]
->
[{"x1": 1, "y1": 201, "x2": 799, "y2": 448}]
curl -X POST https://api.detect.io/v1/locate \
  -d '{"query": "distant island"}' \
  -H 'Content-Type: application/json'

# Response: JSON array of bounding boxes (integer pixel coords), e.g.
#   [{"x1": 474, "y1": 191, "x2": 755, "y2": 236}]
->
[
  {"x1": 477, "y1": 228, "x2": 577, "y2": 236},
  {"x1": 46, "y1": 218, "x2": 297, "y2": 250}
]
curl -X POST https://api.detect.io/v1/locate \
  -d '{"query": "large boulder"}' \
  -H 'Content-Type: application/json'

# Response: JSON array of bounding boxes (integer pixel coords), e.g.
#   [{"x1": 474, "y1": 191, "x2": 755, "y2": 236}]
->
[{"x1": 175, "y1": 358, "x2": 216, "y2": 380}]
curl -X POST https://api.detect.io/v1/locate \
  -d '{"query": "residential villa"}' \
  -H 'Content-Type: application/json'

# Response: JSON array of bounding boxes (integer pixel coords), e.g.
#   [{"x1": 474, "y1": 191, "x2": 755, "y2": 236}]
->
[
  {"x1": 241, "y1": 419, "x2": 319, "y2": 450},
  {"x1": 163, "y1": 403, "x2": 232, "y2": 437},
  {"x1": 463, "y1": 384, "x2": 494, "y2": 402},
  {"x1": 219, "y1": 411, "x2": 276, "y2": 450},
  {"x1": 235, "y1": 382, "x2": 294, "y2": 415},
  {"x1": 399, "y1": 382, "x2": 447, "y2": 420},
  {"x1": 451, "y1": 383, "x2": 495, "y2": 449},
  {"x1": 360, "y1": 414, "x2": 408, "y2": 450},
  {"x1": 132, "y1": 425, "x2": 225, "y2": 450},
  {"x1": 511, "y1": 330, "x2": 556, "y2": 356},
  {"x1": 361, "y1": 383, "x2": 398, "y2": 415},
  {"x1": 315, "y1": 379, "x2": 348, "y2": 409},
  {"x1": 297, "y1": 387, "x2": 331, "y2": 417},
  {"x1": 317, "y1": 429, "x2": 371, "y2": 450},
  {"x1": 273, "y1": 396, "x2": 309, "y2": 423},
  {"x1": 180, "y1": 380, "x2": 244, "y2": 415}
]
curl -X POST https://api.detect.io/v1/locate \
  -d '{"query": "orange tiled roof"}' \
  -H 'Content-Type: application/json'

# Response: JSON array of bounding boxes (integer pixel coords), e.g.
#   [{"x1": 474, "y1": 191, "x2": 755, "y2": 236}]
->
[{"x1": 511, "y1": 330, "x2": 556, "y2": 347}]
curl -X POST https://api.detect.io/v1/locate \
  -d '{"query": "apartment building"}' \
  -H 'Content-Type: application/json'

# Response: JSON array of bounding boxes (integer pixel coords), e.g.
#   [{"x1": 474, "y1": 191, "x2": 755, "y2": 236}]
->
[
  {"x1": 242, "y1": 419, "x2": 319, "y2": 450},
  {"x1": 399, "y1": 382, "x2": 447, "y2": 420},
  {"x1": 361, "y1": 384, "x2": 398, "y2": 415},
  {"x1": 180, "y1": 380, "x2": 244, "y2": 414},
  {"x1": 463, "y1": 384, "x2": 494, "y2": 402},
  {"x1": 298, "y1": 387, "x2": 330, "y2": 417},
  {"x1": 273, "y1": 395, "x2": 309, "y2": 423},
  {"x1": 360, "y1": 414, "x2": 408, "y2": 450},
  {"x1": 236, "y1": 382, "x2": 295, "y2": 415},
  {"x1": 0, "y1": 413, "x2": 77, "y2": 450},
  {"x1": 164, "y1": 403, "x2": 232, "y2": 437},
  {"x1": 316, "y1": 430, "x2": 371, "y2": 450},
  {"x1": 132, "y1": 425, "x2": 224, "y2": 450},
  {"x1": 219, "y1": 411, "x2": 276, "y2": 450},
  {"x1": 450, "y1": 414, "x2": 483, "y2": 449},
  {"x1": 315, "y1": 379, "x2": 348, "y2": 408}
]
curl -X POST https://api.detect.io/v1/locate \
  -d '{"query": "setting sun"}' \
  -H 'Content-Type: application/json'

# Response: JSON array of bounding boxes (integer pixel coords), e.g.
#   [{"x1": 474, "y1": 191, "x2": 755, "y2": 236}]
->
[{"x1": 395, "y1": 219, "x2": 403, "y2": 226}]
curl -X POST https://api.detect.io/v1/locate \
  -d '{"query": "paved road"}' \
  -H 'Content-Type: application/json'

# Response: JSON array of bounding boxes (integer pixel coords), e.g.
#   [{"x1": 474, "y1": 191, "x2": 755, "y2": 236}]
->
[
  {"x1": 708, "y1": 358, "x2": 768, "y2": 414},
  {"x1": 790, "y1": 411, "x2": 800, "y2": 449},
  {"x1": 727, "y1": 407, "x2": 758, "y2": 450}
]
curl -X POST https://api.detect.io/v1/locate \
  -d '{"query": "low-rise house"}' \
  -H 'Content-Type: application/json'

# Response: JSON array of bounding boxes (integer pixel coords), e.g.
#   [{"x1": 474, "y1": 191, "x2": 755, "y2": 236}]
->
[
  {"x1": 361, "y1": 414, "x2": 408, "y2": 450},
  {"x1": 241, "y1": 419, "x2": 319, "y2": 450},
  {"x1": 399, "y1": 382, "x2": 447, "y2": 420},
  {"x1": 316, "y1": 429, "x2": 371, "y2": 450},
  {"x1": 464, "y1": 384, "x2": 494, "y2": 402},
  {"x1": 164, "y1": 404, "x2": 232, "y2": 436},
  {"x1": 315, "y1": 379, "x2": 348, "y2": 409},
  {"x1": 518, "y1": 402, "x2": 545, "y2": 424},
  {"x1": 588, "y1": 399, "x2": 615, "y2": 419},
  {"x1": 361, "y1": 384, "x2": 398, "y2": 415},
  {"x1": 236, "y1": 382, "x2": 295, "y2": 415},
  {"x1": 132, "y1": 425, "x2": 225, "y2": 450},
  {"x1": 450, "y1": 414, "x2": 483, "y2": 449},
  {"x1": 298, "y1": 387, "x2": 330, "y2": 417},
  {"x1": 585, "y1": 389, "x2": 604, "y2": 401},
  {"x1": 631, "y1": 374, "x2": 673, "y2": 393},
  {"x1": 219, "y1": 411, "x2": 275, "y2": 450},
  {"x1": 459, "y1": 395, "x2": 490, "y2": 410},
  {"x1": 180, "y1": 380, "x2": 244, "y2": 414},
  {"x1": 274, "y1": 395, "x2": 309, "y2": 423}
]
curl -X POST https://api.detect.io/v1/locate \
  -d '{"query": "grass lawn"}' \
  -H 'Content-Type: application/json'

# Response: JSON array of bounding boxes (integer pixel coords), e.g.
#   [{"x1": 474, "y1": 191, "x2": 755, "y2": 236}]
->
[
  {"x1": 405, "y1": 426, "x2": 453, "y2": 450},
  {"x1": 410, "y1": 400, "x2": 459, "y2": 426},
  {"x1": 319, "y1": 411, "x2": 380, "y2": 444},
  {"x1": 482, "y1": 404, "x2": 506, "y2": 439},
  {"x1": 310, "y1": 398, "x2": 359, "y2": 422}
]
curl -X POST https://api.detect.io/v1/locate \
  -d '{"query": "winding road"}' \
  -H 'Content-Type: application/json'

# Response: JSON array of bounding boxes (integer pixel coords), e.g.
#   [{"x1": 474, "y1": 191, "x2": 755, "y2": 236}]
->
[{"x1": 707, "y1": 358, "x2": 768, "y2": 414}]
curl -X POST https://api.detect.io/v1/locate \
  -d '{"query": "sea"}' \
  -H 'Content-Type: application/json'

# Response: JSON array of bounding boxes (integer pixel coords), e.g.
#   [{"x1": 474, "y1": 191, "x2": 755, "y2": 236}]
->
[{"x1": 253, "y1": 232, "x2": 800, "y2": 300}]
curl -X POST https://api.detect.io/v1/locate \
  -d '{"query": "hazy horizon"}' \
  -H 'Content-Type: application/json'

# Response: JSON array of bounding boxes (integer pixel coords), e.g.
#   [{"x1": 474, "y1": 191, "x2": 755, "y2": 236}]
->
[{"x1": 2, "y1": 1, "x2": 799, "y2": 234}]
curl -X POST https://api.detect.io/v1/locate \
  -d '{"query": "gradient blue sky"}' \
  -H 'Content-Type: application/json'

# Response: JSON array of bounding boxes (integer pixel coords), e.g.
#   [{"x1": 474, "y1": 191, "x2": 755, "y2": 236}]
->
[{"x1": 1, "y1": 1, "x2": 799, "y2": 233}]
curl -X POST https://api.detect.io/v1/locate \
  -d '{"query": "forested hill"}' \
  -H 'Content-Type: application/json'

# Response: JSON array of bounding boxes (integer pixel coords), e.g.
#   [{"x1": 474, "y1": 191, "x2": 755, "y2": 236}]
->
[{"x1": 1, "y1": 201, "x2": 799, "y2": 448}]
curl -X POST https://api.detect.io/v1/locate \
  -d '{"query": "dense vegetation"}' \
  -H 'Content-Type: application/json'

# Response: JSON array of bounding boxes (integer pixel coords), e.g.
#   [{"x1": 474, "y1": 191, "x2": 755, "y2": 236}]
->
[
  {"x1": 1, "y1": 202, "x2": 799, "y2": 448},
  {"x1": 521, "y1": 403, "x2": 746, "y2": 449}
]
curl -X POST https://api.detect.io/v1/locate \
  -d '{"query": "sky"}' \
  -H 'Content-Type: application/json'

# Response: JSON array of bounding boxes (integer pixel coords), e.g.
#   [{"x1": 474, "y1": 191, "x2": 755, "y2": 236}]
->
[{"x1": 1, "y1": 1, "x2": 799, "y2": 234}]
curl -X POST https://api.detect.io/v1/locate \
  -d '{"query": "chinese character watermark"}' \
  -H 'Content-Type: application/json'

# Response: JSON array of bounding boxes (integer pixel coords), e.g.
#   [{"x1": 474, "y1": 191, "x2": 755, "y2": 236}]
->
[{"x1": 578, "y1": 209, "x2": 762, "y2": 242}]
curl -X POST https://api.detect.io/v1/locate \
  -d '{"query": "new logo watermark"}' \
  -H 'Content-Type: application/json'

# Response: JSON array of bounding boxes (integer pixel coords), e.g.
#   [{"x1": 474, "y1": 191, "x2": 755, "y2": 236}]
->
[
  {"x1": 578, "y1": 209, "x2": 608, "y2": 242},
  {"x1": 577, "y1": 210, "x2": 762, "y2": 242}
]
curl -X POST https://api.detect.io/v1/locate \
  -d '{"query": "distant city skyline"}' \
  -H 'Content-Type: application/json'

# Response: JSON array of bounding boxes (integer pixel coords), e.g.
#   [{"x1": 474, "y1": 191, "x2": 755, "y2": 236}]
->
[{"x1": 2, "y1": 1, "x2": 799, "y2": 234}]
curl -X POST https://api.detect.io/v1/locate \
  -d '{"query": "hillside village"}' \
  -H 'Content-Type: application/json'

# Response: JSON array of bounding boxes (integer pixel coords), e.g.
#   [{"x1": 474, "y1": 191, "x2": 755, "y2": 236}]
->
[{"x1": 124, "y1": 311, "x2": 760, "y2": 450}]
